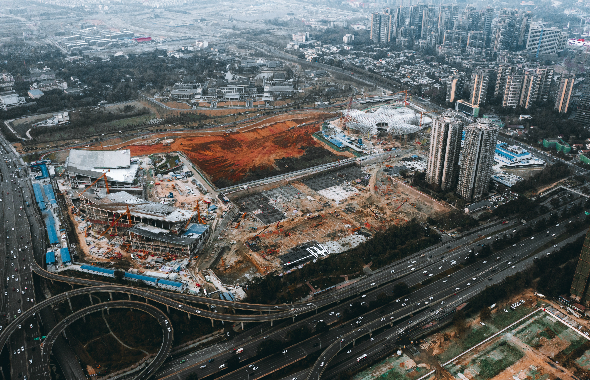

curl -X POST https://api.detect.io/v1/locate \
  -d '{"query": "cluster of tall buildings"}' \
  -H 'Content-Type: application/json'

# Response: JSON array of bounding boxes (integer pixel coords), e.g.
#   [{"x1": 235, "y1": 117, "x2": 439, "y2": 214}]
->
[
  {"x1": 427, "y1": 113, "x2": 498, "y2": 202},
  {"x1": 444, "y1": 65, "x2": 576, "y2": 114},
  {"x1": 370, "y1": 6, "x2": 567, "y2": 56}
]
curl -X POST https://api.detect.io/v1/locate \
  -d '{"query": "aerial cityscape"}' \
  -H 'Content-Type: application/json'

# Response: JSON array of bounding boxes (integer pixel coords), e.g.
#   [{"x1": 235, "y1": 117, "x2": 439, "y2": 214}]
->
[{"x1": 2, "y1": 0, "x2": 590, "y2": 379}]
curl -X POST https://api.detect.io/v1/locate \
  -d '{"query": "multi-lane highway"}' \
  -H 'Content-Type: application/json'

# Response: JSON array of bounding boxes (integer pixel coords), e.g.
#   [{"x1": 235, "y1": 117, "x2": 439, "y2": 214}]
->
[
  {"x1": 0, "y1": 123, "x2": 586, "y2": 380},
  {"x1": 0, "y1": 137, "x2": 45, "y2": 380},
  {"x1": 153, "y1": 197, "x2": 584, "y2": 379}
]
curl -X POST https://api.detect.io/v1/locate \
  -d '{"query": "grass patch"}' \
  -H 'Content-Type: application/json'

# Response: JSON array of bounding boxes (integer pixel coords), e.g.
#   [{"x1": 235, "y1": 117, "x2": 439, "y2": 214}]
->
[
  {"x1": 105, "y1": 309, "x2": 163, "y2": 354},
  {"x1": 488, "y1": 306, "x2": 535, "y2": 330},
  {"x1": 464, "y1": 341, "x2": 523, "y2": 380},
  {"x1": 85, "y1": 334, "x2": 146, "y2": 374}
]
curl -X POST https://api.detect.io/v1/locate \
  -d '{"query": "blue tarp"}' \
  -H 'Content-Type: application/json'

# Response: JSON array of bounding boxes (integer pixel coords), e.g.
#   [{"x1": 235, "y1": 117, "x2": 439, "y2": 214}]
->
[
  {"x1": 183, "y1": 223, "x2": 209, "y2": 236},
  {"x1": 43, "y1": 211, "x2": 59, "y2": 244},
  {"x1": 124, "y1": 273, "x2": 157, "y2": 283},
  {"x1": 43, "y1": 184, "x2": 57, "y2": 205},
  {"x1": 60, "y1": 247, "x2": 71, "y2": 263},
  {"x1": 222, "y1": 292, "x2": 235, "y2": 301},
  {"x1": 46, "y1": 251, "x2": 55, "y2": 265},
  {"x1": 329, "y1": 138, "x2": 344, "y2": 148},
  {"x1": 81, "y1": 264, "x2": 114, "y2": 275},
  {"x1": 33, "y1": 183, "x2": 46, "y2": 210},
  {"x1": 40, "y1": 164, "x2": 49, "y2": 179},
  {"x1": 159, "y1": 279, "x2": 183, "y2": 288},
  {"x1": 32, "y1": 163, "x2": 49, "y2": 179}
]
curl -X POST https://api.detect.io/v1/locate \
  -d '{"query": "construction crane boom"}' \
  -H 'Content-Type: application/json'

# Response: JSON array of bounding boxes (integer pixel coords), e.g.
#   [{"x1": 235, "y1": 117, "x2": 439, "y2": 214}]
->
[
  {"x1": 393, "y1": 90, "x2": 408, "y2": 106},
  {"x1": 79, "y1": 171, "x2": 110, "y2": 196},
  {"x1": 98, "y1": 213, "x2": 125, "y2": 238},
  {"x1": 125, "y1": 206, "x2": 133, "y2": 226}
]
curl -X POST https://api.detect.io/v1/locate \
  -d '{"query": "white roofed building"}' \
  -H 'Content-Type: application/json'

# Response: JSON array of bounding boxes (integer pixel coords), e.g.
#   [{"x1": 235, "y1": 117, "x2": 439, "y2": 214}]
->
[{"x1": 65, "y1": 149, "x2": 140, "y2": 186}]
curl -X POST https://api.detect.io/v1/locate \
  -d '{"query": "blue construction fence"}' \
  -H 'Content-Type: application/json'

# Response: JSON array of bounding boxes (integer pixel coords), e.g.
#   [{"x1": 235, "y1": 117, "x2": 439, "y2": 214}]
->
[{"x1": 79, "y1": 265, "x2": 185, "y2": 291}]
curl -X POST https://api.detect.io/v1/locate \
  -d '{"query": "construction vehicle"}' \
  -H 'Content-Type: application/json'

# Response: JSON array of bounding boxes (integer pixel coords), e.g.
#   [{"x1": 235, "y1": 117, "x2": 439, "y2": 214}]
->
[{"x1": 79, "y1": 171, "x2": 110, "y2": 196}]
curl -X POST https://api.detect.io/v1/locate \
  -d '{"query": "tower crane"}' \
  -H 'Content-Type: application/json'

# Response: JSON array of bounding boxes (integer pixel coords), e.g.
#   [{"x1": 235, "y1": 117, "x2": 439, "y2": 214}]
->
[
  {"x1": 338, "y1": 95, "x2": 354, "y2": 130},
  {"x1": 393, "y1": 90, "x2": 408, "y2": 106}
]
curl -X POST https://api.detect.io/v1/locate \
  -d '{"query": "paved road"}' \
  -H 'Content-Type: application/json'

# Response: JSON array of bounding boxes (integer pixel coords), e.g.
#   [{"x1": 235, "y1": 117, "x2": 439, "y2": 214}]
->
[{"x1": 0, "y1": 136, "x2": 45, "y2": 380}]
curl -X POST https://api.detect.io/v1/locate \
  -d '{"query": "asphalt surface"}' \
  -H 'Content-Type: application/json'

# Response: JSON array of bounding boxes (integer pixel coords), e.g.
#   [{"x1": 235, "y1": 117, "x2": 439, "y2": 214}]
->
[{"x1": 0, "y1": 136, "x2": 46, "y2": 380}]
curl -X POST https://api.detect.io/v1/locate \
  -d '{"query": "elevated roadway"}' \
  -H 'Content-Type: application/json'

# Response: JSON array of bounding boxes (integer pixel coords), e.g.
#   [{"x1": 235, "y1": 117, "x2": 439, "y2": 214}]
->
[{"x1": 39, "y1": 301, "x2": 172, "y2": 380}]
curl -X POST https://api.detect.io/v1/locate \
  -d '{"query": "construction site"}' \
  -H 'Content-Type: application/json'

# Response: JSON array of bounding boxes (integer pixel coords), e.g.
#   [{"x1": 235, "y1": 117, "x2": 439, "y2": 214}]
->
[
  {"x1": 210, "y1": 150, "x2": 447, "y2": 282},
  {"x1": 33, "y1": 99, "x2": 445, "y2": 293}
]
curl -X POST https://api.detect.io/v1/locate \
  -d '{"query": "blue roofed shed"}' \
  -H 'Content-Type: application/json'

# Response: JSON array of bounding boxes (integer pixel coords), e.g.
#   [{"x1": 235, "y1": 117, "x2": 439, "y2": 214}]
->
[
  {"x1": 61, "y1": 247, "x2": 71, "y2": 263},
  {"x1": 44, "y1": 212, "x2": 59, "y2": 244},
  {"x1": 183, "y1": 223, "x2": 209, "y2": 236},
  {"x1": 159, "y1": 279, "x2": 183, "y2": 288},
  {"x1": 46, "y1": 251, "x2": 55, "y2": 265}
]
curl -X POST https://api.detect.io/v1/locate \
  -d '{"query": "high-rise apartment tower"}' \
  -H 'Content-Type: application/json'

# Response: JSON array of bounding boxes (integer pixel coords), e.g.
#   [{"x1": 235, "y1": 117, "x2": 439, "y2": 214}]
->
[
  {"x1": 571, "y1": 229, "x2": 590, "y2": 305},
  {"x1": 426, "y1": 113, "x2": 464, "y2": 191},
  {"x1": 469, "y1": 69, "x2": 490, "y2": 106},
  {"x1": 555, "y1": 75, "x2": 575, "y2": 113},
  {"x1": 371, "y1": 12, "x2": 393, "y2": 44},
  {"x1": 457, "y1": 119, "x2": 498, "y2": 202}
]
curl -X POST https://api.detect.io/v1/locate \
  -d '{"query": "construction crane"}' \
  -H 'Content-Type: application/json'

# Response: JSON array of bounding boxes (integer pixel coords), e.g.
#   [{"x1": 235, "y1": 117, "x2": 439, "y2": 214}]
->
[
  {"x1": 338, "y1": 95, "x2": 354, "y2": 130},
  {"x1": 393, "y1": 90, "x2": 408, "y2": 106},
  {"x1": 125, "y1": 206, "x2": 133, "y2": 226},
  {"x1": 79, "y1": 171, "x2": 110, "y2": 196},
  {"x1": 184, "y1": 210, "x2": 198, "y2": 230},
  {"x1": 98, "y1": 213, "x2": 126, "y2": 239},
  {"x1": 195, "y1": 200, "x2": 206, "y2": 224}
]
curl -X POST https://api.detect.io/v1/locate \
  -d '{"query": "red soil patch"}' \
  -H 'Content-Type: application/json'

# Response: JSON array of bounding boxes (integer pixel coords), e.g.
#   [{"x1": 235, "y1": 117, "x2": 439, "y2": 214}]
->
[{"x1": 128, "y1": 120, "x2": 334, "y2": 184}]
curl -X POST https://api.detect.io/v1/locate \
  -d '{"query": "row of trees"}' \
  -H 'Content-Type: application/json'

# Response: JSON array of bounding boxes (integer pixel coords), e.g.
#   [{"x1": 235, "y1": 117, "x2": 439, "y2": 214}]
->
[
  {"x1": 246, "y1": 220, "x2": 439, "y2": 304},
  {"x1": 511, "y1": 163, "x2": 572, "y2": 193}
]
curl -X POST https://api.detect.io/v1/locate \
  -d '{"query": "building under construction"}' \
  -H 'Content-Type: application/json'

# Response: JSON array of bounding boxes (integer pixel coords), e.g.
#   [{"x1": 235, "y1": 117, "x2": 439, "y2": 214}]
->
[
  {"x1": 74, "y1": 189, "x2": 209, "y2": 258},
  {"x1": 128, "y1": 223, "x2": 209, "y2": 257},
  {"x1": 341, "y1": 106, "x2": 430, "y2": 136}
]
